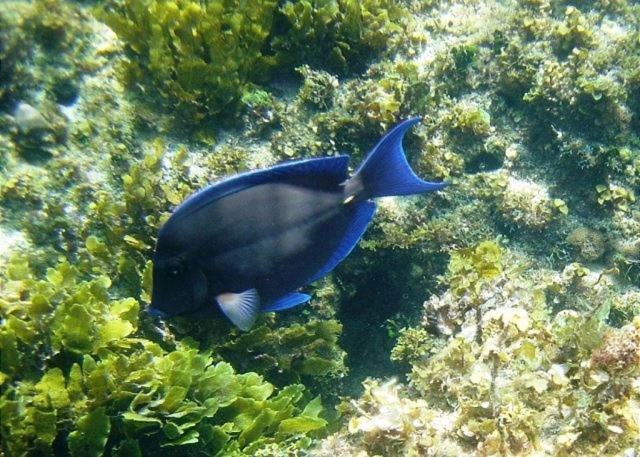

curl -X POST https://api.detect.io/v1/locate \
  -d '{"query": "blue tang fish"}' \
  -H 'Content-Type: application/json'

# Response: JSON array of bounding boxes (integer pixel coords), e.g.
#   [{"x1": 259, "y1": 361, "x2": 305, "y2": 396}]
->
[{"x1": 150, "y1": 118, "x2": 446, "y2": 330}]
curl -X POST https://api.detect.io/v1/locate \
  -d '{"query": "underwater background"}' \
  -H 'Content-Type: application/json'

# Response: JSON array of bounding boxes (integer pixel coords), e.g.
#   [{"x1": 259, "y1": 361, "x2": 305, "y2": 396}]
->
[{"x1": 1, "y1": 0, "x2": 639, "y2": 455}]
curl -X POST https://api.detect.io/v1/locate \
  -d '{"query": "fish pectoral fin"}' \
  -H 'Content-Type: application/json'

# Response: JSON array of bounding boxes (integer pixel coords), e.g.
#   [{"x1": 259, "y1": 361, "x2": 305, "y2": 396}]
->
[
  {"x1": 262, "y1": 292, "x2": 311, "y2": 312},
  {"x1": 216, "y1": 289, "x2": 260, "y2": 331}
]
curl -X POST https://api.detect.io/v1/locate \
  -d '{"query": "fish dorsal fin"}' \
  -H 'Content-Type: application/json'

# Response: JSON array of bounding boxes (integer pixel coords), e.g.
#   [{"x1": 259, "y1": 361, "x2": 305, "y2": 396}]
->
[
  {"x1": 262, "y1": 292, "x2": 311, "y2": 312},
  {"x1": 307, "y1": 201, "x2": 376, "y2": 284},
  {"x1": 172, "y1": 155, "x2": 350, "y2": 222},
  {"x1": 216, "y1": 289, "x2": 260, "y2": 331}
]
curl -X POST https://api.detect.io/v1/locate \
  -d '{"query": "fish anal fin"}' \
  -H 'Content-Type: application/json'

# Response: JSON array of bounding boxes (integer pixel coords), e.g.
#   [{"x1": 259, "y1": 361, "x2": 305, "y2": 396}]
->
[
  {"x1": 262, "y1": 292, "x2": 311, "y2": 312},
  {"x1": 307, "y1": 201, "x2": 376, "y2": 284},
  {"x1": 216, "y1": 289, "x2": 260, "y2": 331}
]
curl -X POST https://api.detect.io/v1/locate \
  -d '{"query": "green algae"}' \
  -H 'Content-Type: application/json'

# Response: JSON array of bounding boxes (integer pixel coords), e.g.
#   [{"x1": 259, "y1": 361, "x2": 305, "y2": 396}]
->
[
  {"x1": 274, "y1": 0, "x2": 410, "y2": 73},
  {"x1": 100, "y1": 0, "x2": 412, "y2": 126},
  {"x1": 101, "y1": 0, "x2": 280, "y2": 122},
  {"x1": 0, "y1": 255, "x2": 329, "y2": 455}
]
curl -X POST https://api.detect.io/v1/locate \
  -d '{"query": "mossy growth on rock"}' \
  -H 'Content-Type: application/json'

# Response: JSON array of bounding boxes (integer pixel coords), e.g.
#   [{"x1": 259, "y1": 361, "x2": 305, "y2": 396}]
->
[
  {"x1": 0, "y1": 0, "x2": 90, "y2": 109},
  {"x1": 101, "y1": 0, "x2": 413, "y2": 125},
  {"x1": 273, "y1": 0, "x2": 411, "y2": 73},
  {"x1": 566, "y1": 226, "x2": 607, "y2": 263},
  {"x1": 102, "y1": 0, "x2": 280, "y2": 122},
  {"x1": 313, "y1": 242, "x2": 640, "y2": 456}
]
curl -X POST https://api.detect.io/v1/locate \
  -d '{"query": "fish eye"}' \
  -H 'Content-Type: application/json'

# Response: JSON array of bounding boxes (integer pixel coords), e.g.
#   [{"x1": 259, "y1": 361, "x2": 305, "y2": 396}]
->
[{"x1": 167, "y1": 260, "x2": 184, "y2": 276}]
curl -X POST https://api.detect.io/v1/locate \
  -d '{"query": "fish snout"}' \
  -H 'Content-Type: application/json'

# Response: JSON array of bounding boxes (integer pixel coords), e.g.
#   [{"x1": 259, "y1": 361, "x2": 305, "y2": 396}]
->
[{"x1": 148, "y1": 305, "x2": 169, "y2": 318}]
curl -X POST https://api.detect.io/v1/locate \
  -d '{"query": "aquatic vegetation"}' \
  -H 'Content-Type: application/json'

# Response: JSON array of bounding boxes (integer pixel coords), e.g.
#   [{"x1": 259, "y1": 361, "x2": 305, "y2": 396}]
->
[
  {"x1": 177, "y1": 317, "x2": 348, "y2": 385},
  {"x1": 102, "y1": 0, "x2": 280, "y2": 121},
  {"x1": 345, "y1": 70, "x2": 406, "y2": 130},
  {"x1": 445, "y1": 240, "x2": 502, "y2": 300},
  {"x1": 498, "y1": 177, "x2": 558, "y2": 231},
  {"x1": 390, "y1": 327, "x2": 439, "y2": 364},
  {"x1": 0, "y1": 7, "x2": 346, "y2": 454},
  {"x1": 343, "y1": 379, "x2": 431, "y2": 455},
  {"x1": 596, "y1": 182, "x2": 636, "y2": 212},
  {"x1": 314, "y1": 242, "x2": 640, "y2": 456},
  {"x1": 297, "y1": 65, "x2": 340, "y2": 110},
  {"x1": 420, "y1": 239, "x2": 504, "y2": 336},
  {"x1": 591, "y1": 324, "x2": 640, "y2": 371},
  {"x1": 101, "y1": 0, "x2": 413, "y2": 124},
  {"x1": 447, "y1": 101, "x2": 492, "y2": 138},
  {"x1": 2, "y1": 0, "x2": 640, "y2": 455},
  {"x1": 566, "y1": 226, "x2": 607, "y2": 263},
  {"x1": 241, "y1": 88, "x2": 282, "y2": 136},
  {"x1": 0, "y1": 254, "x2": 328, "y2": 456},
  {"x1": 273, "y1": 0, "x2": 411, "y2": 73}
]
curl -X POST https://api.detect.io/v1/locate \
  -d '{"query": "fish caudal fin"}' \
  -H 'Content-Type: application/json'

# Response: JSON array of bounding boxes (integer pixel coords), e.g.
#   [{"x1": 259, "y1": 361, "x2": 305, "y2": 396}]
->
[
  {"x1": 347, "y1": 118, "x2": 447, "y2": 199},
  {"x1": 216, "y1": 289, "x2": 260, "y2": 331},
  {"x1": 262, "y1": 292, "x2": 311, "y2": 312}
]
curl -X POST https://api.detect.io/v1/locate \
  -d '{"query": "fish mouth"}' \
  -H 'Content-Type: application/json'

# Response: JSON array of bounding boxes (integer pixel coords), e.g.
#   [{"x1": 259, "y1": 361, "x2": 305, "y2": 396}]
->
[{"x1": 148, "y1": 306, "x2": 169, "y2": 318}]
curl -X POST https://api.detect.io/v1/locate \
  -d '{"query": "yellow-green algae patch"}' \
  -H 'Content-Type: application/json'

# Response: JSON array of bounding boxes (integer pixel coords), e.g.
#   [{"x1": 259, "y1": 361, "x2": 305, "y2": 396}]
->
[
  {"x1": 100, "y1": 0, "x2": 414, "y2": 126},
  {"x1": 0, "y1": 255, "x2": 330, "y2": 455}
]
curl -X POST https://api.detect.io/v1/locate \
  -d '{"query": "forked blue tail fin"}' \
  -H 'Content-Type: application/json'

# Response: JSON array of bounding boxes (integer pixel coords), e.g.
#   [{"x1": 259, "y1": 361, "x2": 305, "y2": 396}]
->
[{"x1": 347, "y1": 118, "x2": 447, "y2": 199}]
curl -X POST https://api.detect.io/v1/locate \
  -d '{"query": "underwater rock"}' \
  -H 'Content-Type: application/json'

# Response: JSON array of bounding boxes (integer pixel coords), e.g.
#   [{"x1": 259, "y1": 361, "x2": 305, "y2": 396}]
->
[
  {"x1": 11, "y1": 101, "x2": 68, "y2": 161},
  {"x1": 13, "y1": 102, "x2": 49, "y2": 133},
  {"x1": 498, "y1": 177, "x2": 555, "y2": 231},
  {"x1": 566, "y1": 226, "x2": 607, "y2": 263}
]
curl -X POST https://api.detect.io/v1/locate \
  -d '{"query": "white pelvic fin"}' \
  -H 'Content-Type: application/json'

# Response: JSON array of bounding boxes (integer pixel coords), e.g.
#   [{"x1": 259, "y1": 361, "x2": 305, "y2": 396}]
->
[{"x1": 215, "y1": 289, "x2": 260, "y2": 331}]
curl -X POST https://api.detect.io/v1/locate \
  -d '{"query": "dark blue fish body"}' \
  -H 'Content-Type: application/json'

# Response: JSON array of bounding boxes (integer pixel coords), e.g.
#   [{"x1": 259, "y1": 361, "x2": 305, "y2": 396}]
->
[{"x1": 150, "y1": 118, "x2": 446, "y2": 330}]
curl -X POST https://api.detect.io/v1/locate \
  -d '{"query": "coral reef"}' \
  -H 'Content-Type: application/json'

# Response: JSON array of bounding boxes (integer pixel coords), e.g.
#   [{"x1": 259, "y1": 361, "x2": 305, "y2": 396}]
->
[
  {"x1": 1, "y1": 0, "x2": 640, "y2": 455},
  {"x1": 314, "y1": 243, "x2": 640, "y2": 456}
]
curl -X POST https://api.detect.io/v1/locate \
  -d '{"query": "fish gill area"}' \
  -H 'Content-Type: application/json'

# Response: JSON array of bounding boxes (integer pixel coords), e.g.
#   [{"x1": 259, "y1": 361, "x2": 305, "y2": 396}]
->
[{"x1": 0, "y1": 0, "x2": 639, "y2": 456}]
